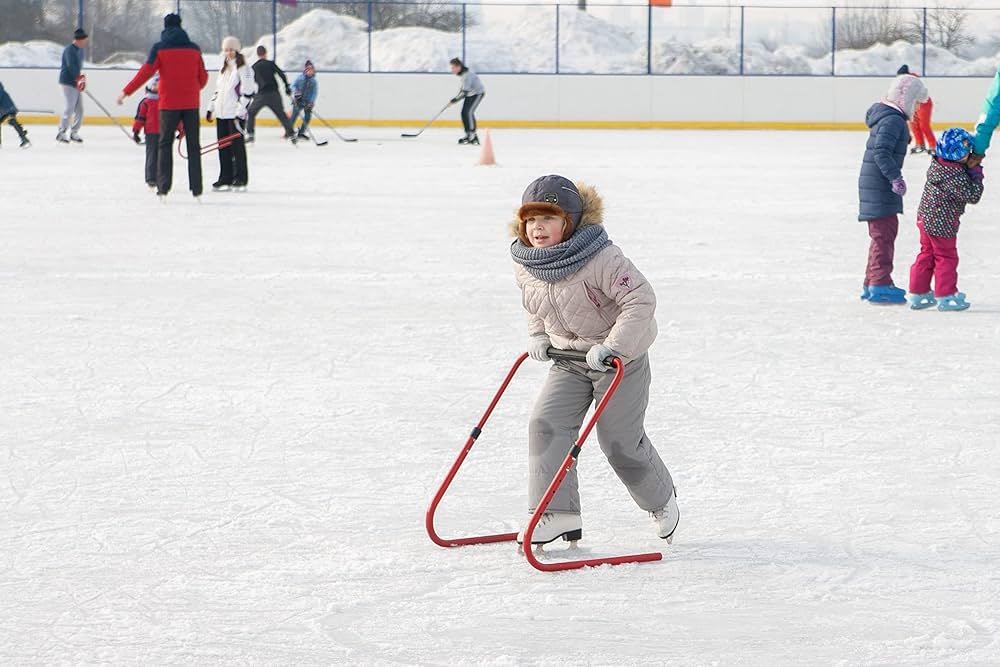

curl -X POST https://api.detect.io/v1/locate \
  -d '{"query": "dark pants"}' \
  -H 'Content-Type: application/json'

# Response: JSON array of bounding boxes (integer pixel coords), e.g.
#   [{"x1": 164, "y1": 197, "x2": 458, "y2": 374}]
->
[
  {"x1": 247, "y1": 90, "x2": 294, "y2": 136},
  {"x1": 144, "y1": 133, "x2": 159, "y2": 185},
  {"x1": 1, "y1": 112, "x2": 28, "y2": 144},
  {"x1": 290, "y1": 102, "x2": 312, "y2": 133},
  {"x1": 461, "y1": 93, "x2": 484, "y2": 135},
  {"x1": 866, "y1": 215, "x2": 899, "y2": 286},
  {"x1": 158, "y1": 108, "x2": 202, "y2": 196},
  {"x1": 216, "y1": 118, "x2": 248, "y2": 185}
]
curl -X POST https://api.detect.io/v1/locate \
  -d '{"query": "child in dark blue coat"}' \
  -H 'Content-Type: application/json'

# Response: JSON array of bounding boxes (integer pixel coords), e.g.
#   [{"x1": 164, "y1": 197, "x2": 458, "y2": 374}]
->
[
  {"x1": 858, "y1": 74, "x2": 928, "y2": 304},
  {"x1": 0, "y1": 81, "x2": 30, "y2": 148}
]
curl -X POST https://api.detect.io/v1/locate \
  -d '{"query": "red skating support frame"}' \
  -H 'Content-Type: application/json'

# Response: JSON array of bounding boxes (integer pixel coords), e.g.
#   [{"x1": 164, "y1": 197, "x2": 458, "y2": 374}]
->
[
  {"x1": 178, "y1": 131, "x2": 243, "y2": 159},
  {"x1": 426, "y1": 350, "x2": 663, "y2": 572}
]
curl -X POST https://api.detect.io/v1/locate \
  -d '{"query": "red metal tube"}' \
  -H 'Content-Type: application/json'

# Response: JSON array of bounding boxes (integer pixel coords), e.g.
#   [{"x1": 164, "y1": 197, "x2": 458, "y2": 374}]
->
[
  {"x1": 522, "y1": 357, "x2": 663, "y2": 572},
  {"x1": 177, "y1": 131, "x2": 243, "y2": 160},
  {"x1": 425, "y1": 353, "x2": 529, "y2": 548}
]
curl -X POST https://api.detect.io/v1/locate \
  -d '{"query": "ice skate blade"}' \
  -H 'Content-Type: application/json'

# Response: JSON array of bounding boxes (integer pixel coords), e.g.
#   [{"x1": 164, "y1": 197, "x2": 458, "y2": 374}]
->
[{"x1": 516, "y1": 528, "x2": 583, "y2": 547}]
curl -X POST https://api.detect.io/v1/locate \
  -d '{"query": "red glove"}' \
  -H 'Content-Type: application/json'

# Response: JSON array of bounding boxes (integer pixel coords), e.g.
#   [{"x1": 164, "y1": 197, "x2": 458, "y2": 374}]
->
[{"x1": 76, "y1": 74, "x2": 86, "y2": 92}]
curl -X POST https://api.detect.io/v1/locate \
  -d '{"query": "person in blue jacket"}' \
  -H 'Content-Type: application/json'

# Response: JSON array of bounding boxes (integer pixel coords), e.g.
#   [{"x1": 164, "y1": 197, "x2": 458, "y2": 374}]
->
[
  {"x1": 57, "y1": 28, "x2": 88, "y2": 143},
  {"x1": 972, "y1": 69, "x2": 1000, "y2": 164},
  {"x1": 858, "y1": 73, "x2": 928, "y2": 304},
  {"x1": 0, "y1": 80, "x2": 30, "y2": 148},
  {"x1": 289, "y1": 60, "x2": 318, "y2": 139}
]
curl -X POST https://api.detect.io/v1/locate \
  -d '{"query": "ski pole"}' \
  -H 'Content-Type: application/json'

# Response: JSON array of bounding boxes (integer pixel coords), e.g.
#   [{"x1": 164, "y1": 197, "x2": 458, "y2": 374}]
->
[
  {"x1": 83, "y1": 89, "x2": 138, "y2": 144},
  {"x1": 311, "y1": 110, "x2": 356, "y2": 142},
  {"x1": 401, "y1": 101, "x2": 452, "y2": 138}
]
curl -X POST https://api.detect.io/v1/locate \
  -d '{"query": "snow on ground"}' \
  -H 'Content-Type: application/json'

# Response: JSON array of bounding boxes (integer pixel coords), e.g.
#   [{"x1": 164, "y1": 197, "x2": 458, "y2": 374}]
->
[
  {"x1": 3, "y1": 7, "x2": 1000, "y2": 75},
  {"x1": 2, "y1": 124, "x2": 1000, "y2": 664}
]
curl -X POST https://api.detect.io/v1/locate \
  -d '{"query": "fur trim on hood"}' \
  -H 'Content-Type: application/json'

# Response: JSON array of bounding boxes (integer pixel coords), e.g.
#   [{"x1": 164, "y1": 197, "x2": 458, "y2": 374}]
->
[{"x1": 509, "y1": 182, "x2": 604, "y2": 244}]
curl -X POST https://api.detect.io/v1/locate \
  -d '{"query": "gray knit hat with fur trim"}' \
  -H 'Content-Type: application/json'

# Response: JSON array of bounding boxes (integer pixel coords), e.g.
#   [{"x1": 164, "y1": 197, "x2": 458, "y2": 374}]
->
[{"x1": 518, "y1": 175, "x2": 585, "y2": 228}]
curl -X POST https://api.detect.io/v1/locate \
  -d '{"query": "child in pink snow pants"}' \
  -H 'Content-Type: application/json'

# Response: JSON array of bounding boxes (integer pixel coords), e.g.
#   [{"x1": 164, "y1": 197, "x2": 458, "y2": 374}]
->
[
  {"x1": 858, "y1": 74, "x2": 928, "y2": 304},
  {"x1": 508, "y1": 175, "x2": 679, "y2": 547},
  {"x1": 907, "y1": 128, "x2": 984, "y2": 311}
]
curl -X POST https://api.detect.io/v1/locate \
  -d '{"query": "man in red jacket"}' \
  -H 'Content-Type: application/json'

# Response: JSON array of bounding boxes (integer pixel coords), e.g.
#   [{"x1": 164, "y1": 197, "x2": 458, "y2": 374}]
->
[{"x1": 117, "y1": 13, "x2": 208, "y2": 198}]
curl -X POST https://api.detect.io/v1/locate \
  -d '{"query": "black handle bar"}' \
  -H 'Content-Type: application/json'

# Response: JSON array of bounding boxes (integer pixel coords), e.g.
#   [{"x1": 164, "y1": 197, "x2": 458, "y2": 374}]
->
[{"x1": 546, "y1": 348, "x2": 621, "y2": 366}]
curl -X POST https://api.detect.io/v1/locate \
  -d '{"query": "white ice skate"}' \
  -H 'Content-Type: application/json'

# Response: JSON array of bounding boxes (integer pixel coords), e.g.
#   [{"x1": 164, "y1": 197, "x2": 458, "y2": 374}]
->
[
  {"x1": 652, "y1": 490, "x2": 679, "y2": 543},
  {"x1": 516, "y1": 512, "x2": 582, "y2": 546}
]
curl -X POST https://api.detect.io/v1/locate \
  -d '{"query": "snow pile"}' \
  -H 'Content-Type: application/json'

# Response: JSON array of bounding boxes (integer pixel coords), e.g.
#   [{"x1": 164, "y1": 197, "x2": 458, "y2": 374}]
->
[
  {"x1": 253, "y1": 10, "x2": 369, "y2": 71},
  {"x1": 0, "y1": 40, "x2": 66, "y2": 68},
  {"x1": 1, "y1": 7, "x2": 998, "y2": 76},
  {"x1": 835, "y1": 40, "x2": 1000, "y2": 77}
]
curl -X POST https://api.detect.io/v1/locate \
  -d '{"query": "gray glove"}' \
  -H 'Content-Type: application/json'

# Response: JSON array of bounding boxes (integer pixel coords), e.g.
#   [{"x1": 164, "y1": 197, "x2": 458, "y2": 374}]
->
[
  {"x1": 527, "y1": 334, "x2": 551, "y2": 362},
  {"x1": 586, "y1": 344, "x2": 616, "y2": 371}
]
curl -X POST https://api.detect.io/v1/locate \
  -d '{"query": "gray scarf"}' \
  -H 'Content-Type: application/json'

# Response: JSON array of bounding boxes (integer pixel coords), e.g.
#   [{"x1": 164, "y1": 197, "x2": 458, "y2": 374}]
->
[{"x1": 510, "y1": 225, "x2": 611, "y2": 283}]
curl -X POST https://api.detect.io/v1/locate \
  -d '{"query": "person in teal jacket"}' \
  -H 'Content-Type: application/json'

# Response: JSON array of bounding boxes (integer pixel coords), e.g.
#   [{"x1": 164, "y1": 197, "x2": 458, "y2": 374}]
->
[{"x1": 972, "y1": 70, "x2": 1000, "y2": 157}]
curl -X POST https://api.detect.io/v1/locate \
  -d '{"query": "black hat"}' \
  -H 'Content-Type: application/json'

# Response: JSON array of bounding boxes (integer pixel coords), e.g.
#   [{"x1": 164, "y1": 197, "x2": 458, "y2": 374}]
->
[
  {"x1": 73, "y1": 28, "x2": 88, "y2": 40},
  {"x1": 897, "y1": 64, "x2": 910, "y2": 75},
  {"x1": 164, "y1": 13, "x2": 182, "y2": 28}
]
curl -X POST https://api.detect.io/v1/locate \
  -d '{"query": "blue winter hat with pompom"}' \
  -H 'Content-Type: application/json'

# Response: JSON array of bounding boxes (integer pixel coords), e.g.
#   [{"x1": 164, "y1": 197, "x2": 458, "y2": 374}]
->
[{"x1": 936, "y1": 127, "x2": 975, "y2": 161}]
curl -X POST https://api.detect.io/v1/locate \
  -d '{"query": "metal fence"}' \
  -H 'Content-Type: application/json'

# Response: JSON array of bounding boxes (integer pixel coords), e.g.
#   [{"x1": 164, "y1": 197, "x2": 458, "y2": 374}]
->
[{"x1": 4, "y1": 2, "x2": 1000, "y2": 76}]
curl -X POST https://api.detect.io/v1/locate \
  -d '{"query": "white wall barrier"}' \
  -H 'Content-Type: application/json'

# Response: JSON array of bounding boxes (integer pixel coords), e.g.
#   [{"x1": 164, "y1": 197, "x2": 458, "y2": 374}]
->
[{"x1": 3, "y1": 68, "x2": 993, "y2": 128}]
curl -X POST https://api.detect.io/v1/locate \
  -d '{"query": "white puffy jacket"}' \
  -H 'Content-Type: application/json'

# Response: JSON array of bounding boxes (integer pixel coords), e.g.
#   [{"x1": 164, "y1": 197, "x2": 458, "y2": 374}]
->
[
  {"x1": 211, "y1": 59, "x2": 255, "y2": 120},
  {"x1": 511, "y1": 184, "x2": 657, "y2": 363}
]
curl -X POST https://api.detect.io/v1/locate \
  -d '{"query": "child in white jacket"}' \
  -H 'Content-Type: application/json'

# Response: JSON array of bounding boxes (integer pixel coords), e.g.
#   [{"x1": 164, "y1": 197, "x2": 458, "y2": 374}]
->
[
  {"x1": 208, "y1": 36, "x2": 254, "y2": 191},
  {"x1": 509, "y1": 174, "x2": 679, "y2": 546}
]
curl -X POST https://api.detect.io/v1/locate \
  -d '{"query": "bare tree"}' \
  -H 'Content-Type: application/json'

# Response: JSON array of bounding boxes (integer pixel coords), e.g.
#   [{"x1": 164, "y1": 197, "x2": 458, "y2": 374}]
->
[
  {"x1": 921, "y1": 6, "x2": 974, "y2": 52},
  {"x1": 835, "y1": 6, "x2": 919, "y2": 51},
  {"x1": 319, "y1": 2, "x2": 466, "y2": 32}
]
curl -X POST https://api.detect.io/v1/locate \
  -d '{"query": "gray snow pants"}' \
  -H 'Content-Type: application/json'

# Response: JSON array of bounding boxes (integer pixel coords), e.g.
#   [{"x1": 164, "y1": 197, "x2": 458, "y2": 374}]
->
[
  {"x1": 58, "y1": 84, "x2": 83, "y2": 135},
  {"x1": 528, "y1": 354, "x2": 673, "y2": 514}
]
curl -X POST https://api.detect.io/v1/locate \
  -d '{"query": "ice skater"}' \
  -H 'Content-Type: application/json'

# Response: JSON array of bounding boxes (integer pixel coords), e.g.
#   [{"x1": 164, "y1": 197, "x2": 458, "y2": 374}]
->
[
  {"x1": 207, "y1": 36, "x2": 254, "y2": 191},
  {"x1": 906, "y1": 128, "x2": 984, "y2": 312},
  {"x1": 56, "y1": 28, "x2": 88, "y2": 143},
  {"x1": 972, "y1": 65, "x2": 1000, "y2": 160},
  {"x1": 448, "y1": 58, "x2": 484, "y2": 145},
  {"x1": 898, "y1": 65, "x2": 936, "y2": 155},
  {"x1": 246, "y1": 45, "x2": 296, "y2": 143},
  {"x1": 117, "y1": 13, "x2": 209, "y2": 198},
  {"x1": 290, "y1": 61, "x2": 318, "y2": 139},
  {"x1": 132, "y1": 75, "x2": 182, "y2": 188},
  {"x1": 509, "y1": 174, "x2": 678, "y2": 546},
  {"x1": 0, "y1": 80, "x2": 30, "y2": 148},
  {"x1": 858, "y1": 72, "x2": 928, "y2": 304}
]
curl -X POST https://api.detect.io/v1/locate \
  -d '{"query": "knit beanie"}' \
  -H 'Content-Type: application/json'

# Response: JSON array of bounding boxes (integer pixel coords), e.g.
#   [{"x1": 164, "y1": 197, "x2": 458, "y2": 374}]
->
[
  {"x1": 897, "y1": 64, "x2": 910, "y2": 75},
  {"x1": 164, "y1": 13, "x2": 181, "y2": 28},
  {"x1": 516, "y1": 175, "x2": 584, "y2": 245},
  {"x1": 885, "y1": 74, "x2": 928, "y2": 119},
  {"x1": 222, "y1": 36, "x2": 241, "y2": 52}
]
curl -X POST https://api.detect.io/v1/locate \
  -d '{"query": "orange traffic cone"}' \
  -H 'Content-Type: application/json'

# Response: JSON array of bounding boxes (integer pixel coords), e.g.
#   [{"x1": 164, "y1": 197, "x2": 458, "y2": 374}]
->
[{"x1": 476, "y1": 128, "x2": 496, "y2": 166}]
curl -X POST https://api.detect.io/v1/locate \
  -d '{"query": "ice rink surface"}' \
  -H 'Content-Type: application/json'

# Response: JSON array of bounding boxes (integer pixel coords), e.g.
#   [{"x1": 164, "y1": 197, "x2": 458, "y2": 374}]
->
[{"x1": 2, "y1": 124, "x2": 999, "y2": 665}]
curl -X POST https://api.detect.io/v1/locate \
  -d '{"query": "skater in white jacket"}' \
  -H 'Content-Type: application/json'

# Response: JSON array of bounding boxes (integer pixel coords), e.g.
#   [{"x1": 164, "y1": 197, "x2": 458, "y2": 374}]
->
[
  {"x1": 208, "y1": 36, "x2": 254, "y2": 190},
  {"x1": 509, "y1": 174, "x2": 679, "y2": 546}
]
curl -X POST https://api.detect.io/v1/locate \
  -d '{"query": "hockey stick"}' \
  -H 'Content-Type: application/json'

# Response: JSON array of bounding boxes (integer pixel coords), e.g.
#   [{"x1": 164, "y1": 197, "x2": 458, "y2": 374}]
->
[
  {"x1": 83, "y1": 89, "x2": 138, "y2": 143},
  {"x1": 304, "y1": 129, "x2": 328, "y2": 147},
  {"x1": 401, "y1": 102, "x2": 452, "y2": 138},
  {"x1": 311, "y1": 111, "x2": 357, "y2": 142}
]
